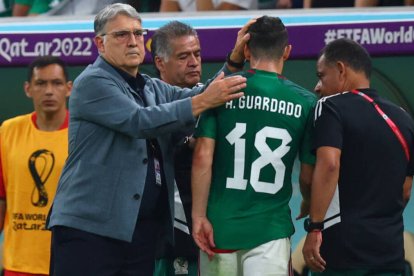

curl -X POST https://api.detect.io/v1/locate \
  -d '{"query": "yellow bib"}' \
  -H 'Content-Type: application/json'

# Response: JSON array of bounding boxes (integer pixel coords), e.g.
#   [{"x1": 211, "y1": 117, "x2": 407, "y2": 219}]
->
[{"x1": 0, "y1": 113, "x2": 68, "y2": 274}]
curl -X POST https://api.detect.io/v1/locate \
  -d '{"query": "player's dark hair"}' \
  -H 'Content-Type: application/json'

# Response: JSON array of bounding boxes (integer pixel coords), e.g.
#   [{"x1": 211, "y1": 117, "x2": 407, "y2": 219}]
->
[
  {"x1": 319, "y1": 38, "x2": 372, "y2": 78},
  {"x1": 27, "y1": 56, "x2": 69, "y2": 82},
  {"x1": 247, "y1": 16, "x2": 288, "y2": 60}
]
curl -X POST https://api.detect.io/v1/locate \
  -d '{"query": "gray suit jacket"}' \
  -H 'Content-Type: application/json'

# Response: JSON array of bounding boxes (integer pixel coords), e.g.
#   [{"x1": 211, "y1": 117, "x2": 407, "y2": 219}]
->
[{"x1": 48, "y1": 56, "x2": 207, "y2": 242}]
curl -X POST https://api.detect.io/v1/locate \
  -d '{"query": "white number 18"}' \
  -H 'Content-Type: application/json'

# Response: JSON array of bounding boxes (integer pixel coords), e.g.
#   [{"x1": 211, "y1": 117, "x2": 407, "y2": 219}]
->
[{"x1": 225, "y1": 123, "x2": 291, "y2": 194}]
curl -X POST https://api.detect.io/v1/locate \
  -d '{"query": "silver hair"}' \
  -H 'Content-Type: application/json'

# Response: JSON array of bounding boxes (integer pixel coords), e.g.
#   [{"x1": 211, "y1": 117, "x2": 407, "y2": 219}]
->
[
  {"x1": 151, "y1": 21, "x2": 198, "y2": 62},
  {"x1": 94, "y1": 3, "x2": 141, "y2": 36}
]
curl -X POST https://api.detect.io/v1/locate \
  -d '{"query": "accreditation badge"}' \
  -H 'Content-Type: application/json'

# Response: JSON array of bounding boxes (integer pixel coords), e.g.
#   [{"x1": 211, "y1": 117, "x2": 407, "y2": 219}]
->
[{"x1": 154, "y1": 157, "x2": 162, "y2": 186}]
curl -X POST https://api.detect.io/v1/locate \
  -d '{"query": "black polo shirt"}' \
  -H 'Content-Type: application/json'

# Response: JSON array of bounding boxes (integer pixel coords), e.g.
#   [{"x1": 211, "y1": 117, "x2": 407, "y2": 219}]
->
[{"x1": 313, "y1": 89, "x2": 414, "y2": 271}]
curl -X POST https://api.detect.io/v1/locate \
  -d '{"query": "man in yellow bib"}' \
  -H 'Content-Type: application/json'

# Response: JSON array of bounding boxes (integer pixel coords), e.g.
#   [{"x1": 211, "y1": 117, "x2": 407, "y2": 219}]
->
[{"x1": 0, "y1": 56, "x2": 72, "y2": 276}]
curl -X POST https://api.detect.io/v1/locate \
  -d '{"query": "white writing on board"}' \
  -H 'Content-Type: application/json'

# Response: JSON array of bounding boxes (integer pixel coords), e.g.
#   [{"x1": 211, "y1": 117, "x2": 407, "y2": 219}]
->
[{"x1": 0, "y1": 37, "x2": 93, "y2": 62}]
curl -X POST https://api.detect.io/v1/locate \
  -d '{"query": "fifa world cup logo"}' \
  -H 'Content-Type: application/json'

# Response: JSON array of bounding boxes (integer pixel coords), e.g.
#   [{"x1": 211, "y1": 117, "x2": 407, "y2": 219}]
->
[{"x1": 28, "y1": 149, "x2": 55, "y2": 207}]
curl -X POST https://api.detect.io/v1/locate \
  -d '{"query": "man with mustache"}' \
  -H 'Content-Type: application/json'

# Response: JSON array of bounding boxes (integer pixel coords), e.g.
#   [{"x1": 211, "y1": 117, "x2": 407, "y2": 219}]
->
[
  {"x1": 47, "y1": 3, "x2": 248, "y2": 276},
  {"x1": 302, "y1": 38, "x2": 414, "y2": 275},
  {"x1": 151, "y1": 20, "x2": 202, "y2": 276}
]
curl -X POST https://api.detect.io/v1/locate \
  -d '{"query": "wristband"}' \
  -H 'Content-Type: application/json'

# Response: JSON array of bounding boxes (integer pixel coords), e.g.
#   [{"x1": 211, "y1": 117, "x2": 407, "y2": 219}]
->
[
  {"x1": 226, "y1": 52, "x2": 245, "y2": 69},
  {"x1": 304, "y1": 218, "x2": 324, "y2": 233}
]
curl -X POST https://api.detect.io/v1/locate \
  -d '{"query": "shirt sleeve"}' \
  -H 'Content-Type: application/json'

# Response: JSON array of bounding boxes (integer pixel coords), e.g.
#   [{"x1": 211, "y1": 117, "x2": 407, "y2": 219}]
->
[
  {"x1": 70, "y1": 72, "x2": 196, "y2": 139},
  {"x1": 313, "y1": 98, "x2": 343, "y2": 151},
  {"x1": 194, "y1": 109, "x2": 217, "y2": 140}
]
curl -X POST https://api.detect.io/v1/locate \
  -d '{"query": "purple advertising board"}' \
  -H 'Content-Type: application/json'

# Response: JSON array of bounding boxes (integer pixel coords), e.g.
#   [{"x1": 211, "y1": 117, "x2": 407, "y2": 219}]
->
[{"x1": 0, "y1": 9, "x2": 413, "y2": 66}]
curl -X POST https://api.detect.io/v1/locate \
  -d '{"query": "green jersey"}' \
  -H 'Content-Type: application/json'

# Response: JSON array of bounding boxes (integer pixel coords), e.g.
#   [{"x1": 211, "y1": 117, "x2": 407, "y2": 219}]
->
[
  {"x1": 195, "y1": 69, "x2": 317, "y2": 249},
  {"x1": 14, "y1": 0, "x2": 56, "y2": 14}
]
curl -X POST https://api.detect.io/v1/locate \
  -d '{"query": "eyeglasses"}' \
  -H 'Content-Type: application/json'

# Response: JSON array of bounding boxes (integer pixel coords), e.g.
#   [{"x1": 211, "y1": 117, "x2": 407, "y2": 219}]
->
[{"x1": 101, "y1": 29, "x2": 148, "y2": 42}]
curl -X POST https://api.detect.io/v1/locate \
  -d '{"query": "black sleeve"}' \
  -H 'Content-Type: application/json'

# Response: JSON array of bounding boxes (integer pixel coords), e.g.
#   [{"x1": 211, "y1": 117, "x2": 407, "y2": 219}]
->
[{"x1": 313, "y1": 98, "x2": 344, "y2": 151}]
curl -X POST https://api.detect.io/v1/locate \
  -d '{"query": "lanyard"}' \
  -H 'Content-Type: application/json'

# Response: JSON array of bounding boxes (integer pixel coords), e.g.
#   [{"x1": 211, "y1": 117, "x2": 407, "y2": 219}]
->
[{"x1": 350, "y1": 89, "x2": 410, "y2": 161}]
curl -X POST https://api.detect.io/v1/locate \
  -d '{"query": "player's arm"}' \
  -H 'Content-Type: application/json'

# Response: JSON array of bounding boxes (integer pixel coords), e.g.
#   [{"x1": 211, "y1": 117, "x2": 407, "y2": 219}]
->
[
  {"x1": 225, "y1": 19, "x2": 255, "y2": 73},
  {"x1": 296, "y1": 163, "x2": 314, "y2": 219},
  {"x1": 12, "y1": 3, "x2": 30, "y2": 16},
  {"x1": 354, "y1": 0, "x2": 379, "y2": 6},
  {"x1": 276, "y1": 0, "x2": 293, "y2": 8},
  {"x1": 303, "y1": 146, "x2": 340, "y2": 272},
  {"x1": 196, "y1": 0, "x2": 214, "y2": 10},
  {"x1": 159, "y1": 0, "x2": 181, "y2": 11},
  {"x1": 403, "y1": 176, "x2": 412, "y2": 207},
  {"x1": 303, "y1": 0, "x2": 312, "y2": 8},
  {"x1": 191, "y1": 137, "x2": 216, "y2": 257},
  {"x1": 297, "y1": 101, "x2": 316, "y2": 220},
  {"x1": 309, "y1": 146, "x2": 340, "y2": 223}
]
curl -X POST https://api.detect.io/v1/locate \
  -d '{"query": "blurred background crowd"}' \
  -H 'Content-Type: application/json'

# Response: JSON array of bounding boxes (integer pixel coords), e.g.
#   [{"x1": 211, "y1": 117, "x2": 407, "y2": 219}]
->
[{"x1": 0, "y1": 0, "x2": 413, "y2": 17}]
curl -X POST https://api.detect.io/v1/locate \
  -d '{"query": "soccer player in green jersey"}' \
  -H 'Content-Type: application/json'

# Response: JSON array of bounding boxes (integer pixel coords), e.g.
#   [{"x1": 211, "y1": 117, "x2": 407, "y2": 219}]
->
[{"x1": 191, "y1": 16, "x2": 317, "y2": 275}]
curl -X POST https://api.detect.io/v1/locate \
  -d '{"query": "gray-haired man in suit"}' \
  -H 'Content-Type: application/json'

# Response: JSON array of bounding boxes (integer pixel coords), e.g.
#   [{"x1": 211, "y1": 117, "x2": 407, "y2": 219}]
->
[{"x1": 47, "y1": 3, "x2": 250, "y2": 276}]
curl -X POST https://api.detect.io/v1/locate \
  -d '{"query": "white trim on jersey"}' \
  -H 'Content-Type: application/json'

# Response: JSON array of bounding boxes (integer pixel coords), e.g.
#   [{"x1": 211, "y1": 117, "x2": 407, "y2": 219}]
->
[
  {"x1": 314, "y1": 92, "x2": 345, "y2": 123},
  {"x1": 324, "y1": 183, "x2": 341, "y2": 229},
  {"x1": 314, "y1": 97, "x2": 325, "y2": 121}
]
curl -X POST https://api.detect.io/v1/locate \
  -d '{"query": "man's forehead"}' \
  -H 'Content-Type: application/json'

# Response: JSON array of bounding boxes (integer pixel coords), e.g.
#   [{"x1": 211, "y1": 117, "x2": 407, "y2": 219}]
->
[
  {"x1": 32, "y1": 65, "x2": 65, "y2": 78},
  {"x1": 317, "y1": 55, "x2": 335, "y2": 71},
  {"x1": 171, "y1": 36, "x2": 200, "y2": 50},
  {"x1": 174, "y1": 35, "x2": 199, "y2": 44},
  {"x1": 106, "y1": 14, "x2": 142, "y2": 29},
  {"x1": 317, "y1": 55, "x2": 326, "y2": 65},
  {"x1": 33, "y1": 64, "x2": 63, "y2": 73}
]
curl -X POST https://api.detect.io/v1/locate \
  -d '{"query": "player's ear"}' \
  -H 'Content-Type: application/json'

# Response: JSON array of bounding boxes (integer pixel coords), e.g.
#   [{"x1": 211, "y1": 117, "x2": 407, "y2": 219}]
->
[
  {"x1": 94, "y1": 35, "x2": 105, "y2": 53},
  {"x1": 244, "y1": 44, "x2": 251, "y2": 61},
  {"x1": 336, "y1": 61, "x2": 346, "y2": 78},
  {"x1": 24, "y1": 81, "x2": 32, "y2": 98},
  {"x1": 65, "y1": 81, "x2": 73, "y2": 98},
  {"x1": 283, "y1": 44, "x2": 292, "y2": 61},
  {"x1": 154, "y1": 56, "x2": 165, "y2": 73}
]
